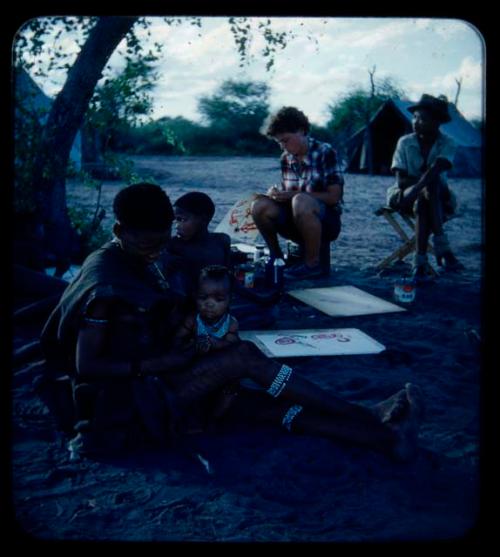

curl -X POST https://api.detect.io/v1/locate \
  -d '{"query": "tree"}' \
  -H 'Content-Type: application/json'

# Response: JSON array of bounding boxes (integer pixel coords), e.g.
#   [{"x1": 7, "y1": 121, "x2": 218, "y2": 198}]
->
[
  {"x1": 326, "y1": 75, "x2": 405, "y2": 163},
  {"x1": 13, "y1": 16, "x2": 296, "y2": 268},
  {"x1": 197, "y1": 79, "x2": 271, "y2": 153},
  {"x1": 16, "y1": 17, "x2": 138, "y2": 271}
]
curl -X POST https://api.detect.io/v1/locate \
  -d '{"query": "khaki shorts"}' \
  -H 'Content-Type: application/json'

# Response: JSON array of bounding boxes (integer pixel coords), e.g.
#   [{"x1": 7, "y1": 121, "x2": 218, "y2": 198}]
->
[{"x1": 386, "y1": 183, "x2": 457, "y2": 218}]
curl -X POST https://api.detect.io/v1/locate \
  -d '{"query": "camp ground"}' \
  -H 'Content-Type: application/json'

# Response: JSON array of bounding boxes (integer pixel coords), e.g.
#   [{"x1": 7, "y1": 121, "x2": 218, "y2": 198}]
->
[{"x1": 215, "y1": 199, "x2": 412, "y2": 357}]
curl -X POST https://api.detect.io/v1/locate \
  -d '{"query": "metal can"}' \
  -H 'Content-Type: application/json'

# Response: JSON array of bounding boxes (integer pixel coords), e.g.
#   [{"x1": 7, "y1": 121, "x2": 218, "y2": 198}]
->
[
  {"x1": 235, "y1": 264, "x2": 255, "y2": 288},
  {"x1": 244, "y1": 269, "x2": 255, "y2": 288},
  {"x1": 394, "y1": 278, "x2": 416, "y2": 304}
]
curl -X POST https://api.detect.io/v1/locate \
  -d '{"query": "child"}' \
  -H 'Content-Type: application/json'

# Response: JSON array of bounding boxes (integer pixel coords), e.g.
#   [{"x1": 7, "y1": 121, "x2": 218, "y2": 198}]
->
[
  {"x1": 174, "y1": 265, "x2": 240, "y2": 429},
  {"x1": 175, "y1": 265, "x2": 239, "y2": 355},
  {"x1": 169, "y1": 192, "x2": 231, "y2": 297}
]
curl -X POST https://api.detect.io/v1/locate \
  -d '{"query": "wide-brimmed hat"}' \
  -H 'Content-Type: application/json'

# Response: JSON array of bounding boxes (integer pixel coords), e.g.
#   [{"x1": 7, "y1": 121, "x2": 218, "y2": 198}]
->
[{"x1": 408, "y1": 94, "x2": 451, "y2": 124}]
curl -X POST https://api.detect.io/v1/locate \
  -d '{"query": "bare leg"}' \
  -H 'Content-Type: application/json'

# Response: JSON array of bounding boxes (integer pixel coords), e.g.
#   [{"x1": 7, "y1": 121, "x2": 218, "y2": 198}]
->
[
  {"x1": 291, "y1": 193, "x2": 322, "y2": 267},
  {"x1": 295, "y1": 383, "x2": 423, "y2": 460},
  {"x1": 427, "y1": 181, "x2": 463, "y2": 269},
  {"x1": 170, "y1": 342, "x2": 407, "y2": 431},
  {"x1": 427, "y1": 179, "x2": 445, "y2": 237},
  {"x1": 251, "y1": 197, "x2": 285, "y2": 258},
  {"x1": 232, "y1": 382, "x2": 424, "y2": 461},
  {"x1": 414, "y1": 194, "x2": 432, "y2": 256}
]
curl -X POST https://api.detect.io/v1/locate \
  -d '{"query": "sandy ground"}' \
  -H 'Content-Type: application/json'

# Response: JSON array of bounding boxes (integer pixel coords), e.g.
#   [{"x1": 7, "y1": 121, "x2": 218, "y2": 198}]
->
[{"x1": 9, "y1": 155, "x2": 488, "y2": 543}]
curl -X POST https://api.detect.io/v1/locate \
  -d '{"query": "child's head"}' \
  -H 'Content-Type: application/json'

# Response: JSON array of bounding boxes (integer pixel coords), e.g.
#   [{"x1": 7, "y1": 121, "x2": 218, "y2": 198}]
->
[
  {"x1": 174, "y1": 192, "x2": 215, "y2": 241},
  {"x1": 196, "y1": 265, "x2": 232, "y2": 323}
]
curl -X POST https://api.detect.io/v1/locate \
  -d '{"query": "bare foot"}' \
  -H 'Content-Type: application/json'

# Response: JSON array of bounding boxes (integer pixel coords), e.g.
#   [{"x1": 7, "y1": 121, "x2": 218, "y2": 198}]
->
[{"x1": 390, "y1": 383, "x2": 425, "y2": 461}]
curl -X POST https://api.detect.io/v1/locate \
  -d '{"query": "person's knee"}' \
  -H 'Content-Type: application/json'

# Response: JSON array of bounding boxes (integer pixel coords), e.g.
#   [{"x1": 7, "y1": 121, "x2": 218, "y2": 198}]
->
[
  {"x1": 291, "y1": 193, "x2": 317, "y2": 218},
  {"x1": 238, "y1": 340, "x2": 263, "y2": 360},
  {"x1": 414, "y1": 194, "x2": 428, "y2": 214},
  {"x1": 251, "y1": 197, "x2": 277, "y2": 221}
]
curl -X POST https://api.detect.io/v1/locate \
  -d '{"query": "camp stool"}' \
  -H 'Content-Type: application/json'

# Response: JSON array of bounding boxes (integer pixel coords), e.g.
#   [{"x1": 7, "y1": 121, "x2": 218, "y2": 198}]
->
[{"x1": 374, "y1": 206, "x2": 437, "y2": 275}]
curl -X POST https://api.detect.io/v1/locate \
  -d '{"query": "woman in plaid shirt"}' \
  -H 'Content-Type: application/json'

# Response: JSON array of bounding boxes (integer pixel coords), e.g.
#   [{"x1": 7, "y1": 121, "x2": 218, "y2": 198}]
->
[{"x1": 252, "y1": 106, "x2": 344, "y2": 280}]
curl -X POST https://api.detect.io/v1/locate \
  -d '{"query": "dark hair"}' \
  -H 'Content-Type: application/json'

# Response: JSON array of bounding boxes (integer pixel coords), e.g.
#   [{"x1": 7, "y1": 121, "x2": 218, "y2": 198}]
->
[
  {"x1": 198, "y1": 265, "x2": 233, "y2": 291},
  {"x1": 174, "y1": 192, "x2": 215, "y2": 223},
  {"x1": 262, "y1": 106, "x2": 310, "y2": 137},
  {"x1": 113, "y1": 183, "x2": 174, "y2": 232}
]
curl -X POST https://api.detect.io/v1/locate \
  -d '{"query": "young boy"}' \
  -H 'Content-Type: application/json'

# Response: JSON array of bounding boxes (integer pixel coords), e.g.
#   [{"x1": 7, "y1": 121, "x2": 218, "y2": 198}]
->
[
  {"x1": 169, "y1": 192, "x2": 231, "y2": 297},
  {"x1": 175, "y1": 265, "x2": 239, "y2": 355}
]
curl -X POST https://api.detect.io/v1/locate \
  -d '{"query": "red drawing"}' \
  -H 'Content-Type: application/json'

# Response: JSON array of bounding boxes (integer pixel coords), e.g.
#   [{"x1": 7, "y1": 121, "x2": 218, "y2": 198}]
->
[
  {"x1": 311, "y1": 333, "x2": 337, "y2": 340},
  {"x1": 275, "y1": 337, "x2": 296, "y2": 345}
]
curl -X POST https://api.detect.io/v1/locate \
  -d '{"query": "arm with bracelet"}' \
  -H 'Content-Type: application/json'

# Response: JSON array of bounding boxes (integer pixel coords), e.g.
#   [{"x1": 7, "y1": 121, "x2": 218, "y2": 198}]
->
[{"x1": 76, "y1": 298, "x2": 195, "y2": 380}]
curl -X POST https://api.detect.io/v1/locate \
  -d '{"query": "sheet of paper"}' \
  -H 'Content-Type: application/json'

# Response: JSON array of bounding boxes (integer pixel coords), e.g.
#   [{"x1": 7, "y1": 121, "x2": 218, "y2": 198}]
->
[
  {"x1": 215, "y1": 195, "x2": 262, "y2": 245},
  {"x1": 239, "y1": 328, "x2": 385, "y2": 357},
  {"x1": 287, "y1": 285, "x2": 406, "y2": 317}
]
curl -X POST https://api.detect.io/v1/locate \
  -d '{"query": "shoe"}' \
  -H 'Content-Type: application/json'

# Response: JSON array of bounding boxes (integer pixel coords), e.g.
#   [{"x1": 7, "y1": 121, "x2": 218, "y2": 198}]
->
[
  {"x1": 411, "y1": 263, "x2": 435, "y2": 285},
  {"x1": 436, "y1": 251, "x2": 465, "y2": 272},
  {"x1": 284, "y1": 262, "x2": 323, "y2": 280}
]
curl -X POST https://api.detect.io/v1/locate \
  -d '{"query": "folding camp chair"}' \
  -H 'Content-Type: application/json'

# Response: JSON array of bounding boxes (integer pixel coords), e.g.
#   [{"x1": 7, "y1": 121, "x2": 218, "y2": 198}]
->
[{"x1": 374, "y1": 206, "x2": 436, "y2": 274}]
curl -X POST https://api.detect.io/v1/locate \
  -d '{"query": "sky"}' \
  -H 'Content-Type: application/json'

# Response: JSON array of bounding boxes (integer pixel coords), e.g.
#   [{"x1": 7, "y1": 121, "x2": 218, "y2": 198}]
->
[{"x1": 19, "y1": 16, "x2": 485, "y2": 126}]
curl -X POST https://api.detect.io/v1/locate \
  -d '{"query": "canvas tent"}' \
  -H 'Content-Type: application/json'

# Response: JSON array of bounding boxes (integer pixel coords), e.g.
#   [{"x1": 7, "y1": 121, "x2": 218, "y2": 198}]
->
[
  {"x1": 345, "y1": 98, "x2": 482, "y2": 177},
  {"x1": 15, "y1": 68, "x2": 82, "y2": 171}
]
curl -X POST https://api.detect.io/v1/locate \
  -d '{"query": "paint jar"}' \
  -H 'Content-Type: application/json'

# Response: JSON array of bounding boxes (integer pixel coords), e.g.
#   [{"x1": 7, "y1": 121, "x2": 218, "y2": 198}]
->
[
  {"x1": 393, "y1": 277, "x2": 416, "y2": 304},
  {"x1": 235, "y1": 264, "x2": 255, "y2": 288},
  {"x1": 244, "y1": 268, "x2": 255, "y2": 288},
  {"x1": 253, "y1": 244, "x2": 266, "y2": 264}
]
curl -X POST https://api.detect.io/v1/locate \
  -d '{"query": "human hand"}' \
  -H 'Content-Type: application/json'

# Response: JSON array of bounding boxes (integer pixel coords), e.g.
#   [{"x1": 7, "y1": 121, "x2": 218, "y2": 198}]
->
[
  {"x1": 266, "y1": 184, "x2": 280, "y2": 197},
  {"x1": 196, "y1": 335, "x2": 213, "y2": 354},
  {"x1": 267, "y1": 186, "x2": 295, "y2": 203},
  {"x1": 180, "y1": 340, "x2": 197, "y2": 357}
]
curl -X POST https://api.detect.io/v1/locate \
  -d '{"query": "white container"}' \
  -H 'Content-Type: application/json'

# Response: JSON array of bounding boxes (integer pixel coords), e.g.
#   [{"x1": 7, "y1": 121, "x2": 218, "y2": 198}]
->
[{"x1": 393, "y1": 278, "x2": 416, "y2": 304}]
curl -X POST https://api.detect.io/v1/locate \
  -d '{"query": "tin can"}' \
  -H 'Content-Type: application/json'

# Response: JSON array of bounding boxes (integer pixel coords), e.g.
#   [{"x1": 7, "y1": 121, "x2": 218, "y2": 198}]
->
[
  {"x1": 244, "y1": 269, "x2": 255, "y2": 288},
  {"x1": 393, "y1": 278, "x2": 416, "y2": 304},
  {"x1": 235, "y1": 264, "x2": 255, "y2": 288}
]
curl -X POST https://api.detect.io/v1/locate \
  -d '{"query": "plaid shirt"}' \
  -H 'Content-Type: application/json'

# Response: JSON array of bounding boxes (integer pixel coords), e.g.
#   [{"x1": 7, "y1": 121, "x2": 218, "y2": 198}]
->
[{"x1": 280, "y1": 137, "x2": 344, "y2": 197}]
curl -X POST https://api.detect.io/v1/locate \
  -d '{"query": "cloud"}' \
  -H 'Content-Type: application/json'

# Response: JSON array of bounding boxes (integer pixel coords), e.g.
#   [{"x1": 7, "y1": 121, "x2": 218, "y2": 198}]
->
[{"x1": 425, "y1": 55, "x2": 483, "y2": 105}]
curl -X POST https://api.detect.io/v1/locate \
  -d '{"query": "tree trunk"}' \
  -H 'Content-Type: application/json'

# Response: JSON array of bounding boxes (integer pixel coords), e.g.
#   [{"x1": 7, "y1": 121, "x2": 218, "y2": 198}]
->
[{"x1": 33, "y1": 16, "x2": 138, "y2": 266}]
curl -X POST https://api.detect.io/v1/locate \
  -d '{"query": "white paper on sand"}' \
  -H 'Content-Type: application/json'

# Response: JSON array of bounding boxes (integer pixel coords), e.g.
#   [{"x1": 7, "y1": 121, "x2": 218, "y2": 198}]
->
[
  {"x1": 239, "y1": 328, "x2": 385, "y2": 357},
  {"x1": 215, "y1": 195, "x2": 262, "y2": 245},
  {"x1": 287, "y1": 285, "x2": 406, "y2": 317}
]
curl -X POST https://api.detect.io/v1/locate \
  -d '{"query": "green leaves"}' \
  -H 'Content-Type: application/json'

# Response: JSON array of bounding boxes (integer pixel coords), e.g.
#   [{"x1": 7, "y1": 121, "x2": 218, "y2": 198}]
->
[{"x1": 228, "y1": 17, "x2": 293, "y2": 72}]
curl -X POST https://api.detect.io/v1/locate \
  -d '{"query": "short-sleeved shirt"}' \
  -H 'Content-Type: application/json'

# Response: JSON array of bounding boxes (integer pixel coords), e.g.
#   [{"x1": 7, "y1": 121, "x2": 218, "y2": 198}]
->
[
  {"x1": 391, "y1": 131, "x2": 456, "y2": 182},
  {"x1": 280, "y1": 136, "x2": 344, "y2": 196}
]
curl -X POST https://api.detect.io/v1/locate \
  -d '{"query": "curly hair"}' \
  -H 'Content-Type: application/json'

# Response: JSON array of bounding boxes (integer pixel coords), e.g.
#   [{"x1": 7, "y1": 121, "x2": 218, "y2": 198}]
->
[
  {"x1": 261, "y1": 106, "x2": 310, "y2": 137},
  {"x1": 198, "y1": 265, "x2": 234, "y2": 291},
  {"x1": 174, "y1": 191, "x2": 215, "y2": 223},
  {"x1": 113, "y1": 183, "x2": 174, "y2": 232}
]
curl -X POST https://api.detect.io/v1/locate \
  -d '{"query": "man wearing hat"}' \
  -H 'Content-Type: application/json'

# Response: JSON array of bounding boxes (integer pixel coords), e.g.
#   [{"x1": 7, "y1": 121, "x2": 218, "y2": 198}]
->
[{"x1": 388, "y1": 93, "x2": 464, "y2": 281}]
